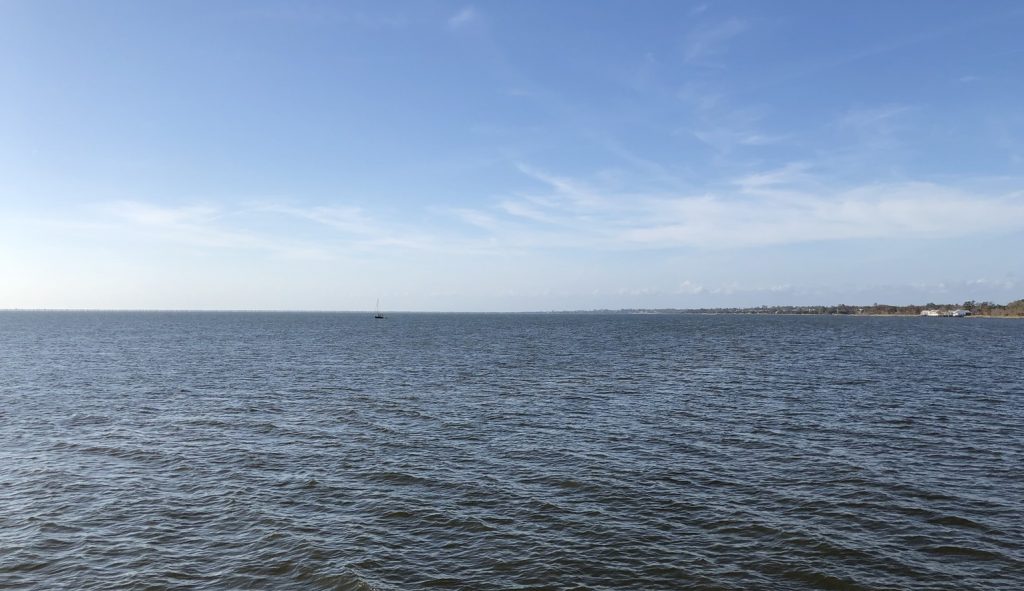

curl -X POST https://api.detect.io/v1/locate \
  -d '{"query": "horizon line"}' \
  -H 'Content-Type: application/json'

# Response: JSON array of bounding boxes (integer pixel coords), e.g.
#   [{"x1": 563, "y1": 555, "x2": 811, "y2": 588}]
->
[{"x1": 2, "y1": 299, "x2": 1020, "y2": 315}]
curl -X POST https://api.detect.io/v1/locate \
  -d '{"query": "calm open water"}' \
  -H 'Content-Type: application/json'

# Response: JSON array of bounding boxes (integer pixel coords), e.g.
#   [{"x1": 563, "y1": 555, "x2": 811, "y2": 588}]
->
[{"x1": 1, "y1": 312, "x2": 1022, "y2": 590}]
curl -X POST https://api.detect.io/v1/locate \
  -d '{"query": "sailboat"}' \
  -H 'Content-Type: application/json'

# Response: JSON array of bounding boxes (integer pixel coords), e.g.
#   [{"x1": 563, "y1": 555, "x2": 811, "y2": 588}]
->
[{"x1": 374, "y1": 299, "x2": 385, "y2": 319}]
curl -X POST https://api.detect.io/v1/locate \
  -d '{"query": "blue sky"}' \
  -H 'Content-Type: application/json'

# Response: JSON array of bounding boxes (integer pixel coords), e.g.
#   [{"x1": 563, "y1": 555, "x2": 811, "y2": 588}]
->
[{"x1": 2, "y1": 0, "x2": 1023, "y2": 311}]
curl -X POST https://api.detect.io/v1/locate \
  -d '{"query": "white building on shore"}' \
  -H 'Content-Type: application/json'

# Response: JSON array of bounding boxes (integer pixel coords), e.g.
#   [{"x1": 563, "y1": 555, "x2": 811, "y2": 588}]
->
[{"x1": 920, "y1": 309, "x2": 970, "y2": 317}]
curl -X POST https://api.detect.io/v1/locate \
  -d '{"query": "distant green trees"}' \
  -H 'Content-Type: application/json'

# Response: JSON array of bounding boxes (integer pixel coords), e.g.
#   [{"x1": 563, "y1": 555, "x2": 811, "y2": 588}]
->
[
  {"x1": 646, "y1": 298, "x2": 1024, "y2": 316},
  {"x1": 617, "y1": 298, "x2": 1024, "y2": 316},
  {"x1": 999, "y1": 299, "x2": 1024, "y2": 316},
  {"x1": 857, "y1": 300, "x2": 1024, "y2": 316}
]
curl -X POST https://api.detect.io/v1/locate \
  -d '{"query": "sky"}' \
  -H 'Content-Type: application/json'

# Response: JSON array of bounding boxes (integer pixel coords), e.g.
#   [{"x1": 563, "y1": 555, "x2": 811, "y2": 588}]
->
[{"x1": 2, "y1": 0, "x2": 1023, "y2": 311}]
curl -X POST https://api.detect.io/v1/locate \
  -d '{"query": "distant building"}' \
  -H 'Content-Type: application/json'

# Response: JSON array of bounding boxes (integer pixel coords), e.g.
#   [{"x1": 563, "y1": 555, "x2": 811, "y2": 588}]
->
[{"x1": 920, "y1": 309, "x2": 970, "y2": 317}]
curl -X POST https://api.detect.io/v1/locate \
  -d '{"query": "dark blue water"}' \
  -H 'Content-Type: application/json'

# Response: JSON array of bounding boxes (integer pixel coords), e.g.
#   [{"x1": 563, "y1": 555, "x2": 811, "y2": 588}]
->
[{"x1": 1, "y1": 312, "x2": 1022, "y2": 590}]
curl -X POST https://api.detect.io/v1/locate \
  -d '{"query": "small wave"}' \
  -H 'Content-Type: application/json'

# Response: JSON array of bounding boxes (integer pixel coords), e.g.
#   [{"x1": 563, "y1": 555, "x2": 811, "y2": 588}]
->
[
  {"x1": 297, "y1": 570, "x2": 379, "y2": 591},
  {"x1": 923, "y1": 545, "x2": 1003, "y2": 560},
  {"x1": 65, "y1": 413, "x2": 114, "y2": 427},
  {"x1": 365, "y1": 470, "x2": 435, "y2": 487},
  {"x1": 0, "y1": 559, "x2": 50, "y2": 574},
  {"x1": 927, "y1": 515, "x2": 989, "y2": 531},
  {"x1": 775, "y1": 567, "x2": 873, "y2": 591}
]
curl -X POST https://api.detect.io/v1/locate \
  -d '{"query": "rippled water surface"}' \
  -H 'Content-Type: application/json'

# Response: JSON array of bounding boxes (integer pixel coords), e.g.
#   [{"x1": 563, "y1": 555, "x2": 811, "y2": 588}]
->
[{"x1": 1, "y1": 311, "x2": 1022, "y2": 590}]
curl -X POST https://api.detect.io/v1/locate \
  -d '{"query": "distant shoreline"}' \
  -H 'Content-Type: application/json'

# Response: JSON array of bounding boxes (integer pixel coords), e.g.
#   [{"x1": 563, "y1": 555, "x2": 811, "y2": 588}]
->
[
  {"x1": 650, "y1": 312, "x2": 1024, "y2": 318},
  {"x1": 573, "y1": 299, "x2": 1024, "y2": 317},
  {"x1": 2, "y1": 301, "x2": 1023, "y2": 317},
  {"x1": 579, "y1": 308, "x2": 1024, "y2": 318}
]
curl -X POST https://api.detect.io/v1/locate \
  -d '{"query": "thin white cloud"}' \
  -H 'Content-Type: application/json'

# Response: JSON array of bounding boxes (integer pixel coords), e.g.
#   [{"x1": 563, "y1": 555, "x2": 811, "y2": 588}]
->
[
  {"x1": 684, "y1": 18, "x2": 748, "y2": 64},
  {"x1": 692, "y1": 128, "x2": 788, "y2": 152},
  {"x1": 448, "y1": 6, "x2": 478, "y2": 30},
  {"x1": 676, "y1": 82, "x2": 724, "y2": 111},
  {"x1": 676, "y1": 280, "x2": 706, "y2": 295},
  {"x1": 677, "y1": 81, "x2": 785, "y2": 153},
  {"x1": 735, "y1": 162, "x2": 813, "y2": 194},
  {"x1": 965, "y1": 277, "x2": 1017, "y2": 290},
  {"x1": 103, "y1": 201, "x2": 332, "y2": 260},
  {"x1": 623, "y1": 182, "x2": 1024, "y2": 248},
  {"x1": 837, "y1": 104, "x2": 912, "y2": 131},
  {"x1": 450, "y1": 208, "x2": 499, "y2": 230},
  {"x1": 262, "y1": 203, "x2": 453, "y2": 252},
  {"x1": 515, "y1": 163, "x2": 609, "y2": 208},
  {"x1": 114, "y1": 202, "x2": 220, "y2": 226},
  {"x1": 737, "y1": 133, "x2": 787, "y2": 146},
  {"x1": 260, "y1": 203, "x2": 373, "y2": 235},
  {"x1": 498, "y1": 200, "x2": 559, "y2": 224},
  {"x1": 242, "y1": 5, "x2": 408, "y2": 29},
  {"x1": 453, "y1": 165, "x2": 1024, "y2": 251}
]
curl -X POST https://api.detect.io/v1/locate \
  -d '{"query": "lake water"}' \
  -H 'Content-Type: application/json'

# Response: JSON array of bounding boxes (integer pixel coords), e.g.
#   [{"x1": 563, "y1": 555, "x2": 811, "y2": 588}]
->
[{"x1": 1, "y1": 311, "x2": 1022, "y2": 590}]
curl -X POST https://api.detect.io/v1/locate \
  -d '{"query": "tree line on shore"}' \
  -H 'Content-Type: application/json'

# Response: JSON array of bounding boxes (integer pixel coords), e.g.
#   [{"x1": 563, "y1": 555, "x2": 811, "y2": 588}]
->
[
  {"x1": 853, "y1": 299, "x2": 1024, "y2": 317},
  {"x1": 591, "y1": 299, "x2": 1024, "y2": 316}
]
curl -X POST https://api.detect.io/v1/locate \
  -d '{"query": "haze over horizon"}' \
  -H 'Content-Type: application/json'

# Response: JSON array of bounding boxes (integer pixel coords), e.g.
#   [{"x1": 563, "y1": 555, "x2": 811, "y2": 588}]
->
[{"x1": 3, "y1": 1, "x2": 1023, "y2": 312}]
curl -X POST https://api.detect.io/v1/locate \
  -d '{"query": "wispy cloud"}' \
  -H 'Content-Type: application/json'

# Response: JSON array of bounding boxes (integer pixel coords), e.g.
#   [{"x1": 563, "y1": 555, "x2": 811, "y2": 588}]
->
[
  {"x1": 515, "y1": 163, "x2": 610, "y2": 209},
  {"x1": 837, "y1": 104, "x2": 912, "y2": 132},
  {"x1": 684, "y1": 18, "x2": 748, "y2": 65},
  {"x1": 453, "y1": 164, "x2": 1024, "y2": 250},
  {"x1": 451, "y1": 208, "x2": 499, "y2": 230},
  {"x1": 677, "y1": 82, "x2": 785, "y2": 154},
  {"x1": 498, "y1": 199, "x2": 560, "y2": 225},
  {"x1": 746, "y1": 14, "x2": 1003, "y2": 94},
  {"x1": 624, "y1": 183, "x2": 1024, "y2": 248},
  {"x1": 258, "y1": 204, "x2": 373, "y2": 235},
  {"x1": 104, "y1": 201, "x2": 332, "y2": 259},
  {"x1": 692, "y1": 128, "x2": 789, "y2": 152},
  {"x1": 241, "y1": 5, "x2": 409, "y2": 29},
  {"x1": 588, "y1": 134, "x2": 690, "y2": 190},
  {"x1": 676, "y1": 82, "x2": 724, "y2": 111},
  {"x1": 676, "y1": 280, "x2": 706, "y2": 295},
  {"x1": 115, "y1": 202, "x2": 220, "y2": 226},
  {"x1": 593, "y1": 281, "x2": 798, "y2": 300},
  {"x1": 735, "y1": 162, "x2": 813, "y2": 194},
  {"x1": 448, "y1": 6, "x2": 479, "y2": 30},
  {"x1": 88, "y1": 200, "x2": 506, "y2": 259},
  {"x1": 259, "y1": 203, "x2": 447, "y2": 251},
  {"x1": 832, "y1": 104, "x2": 915, "y2": 157}
]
